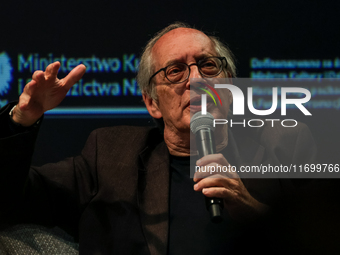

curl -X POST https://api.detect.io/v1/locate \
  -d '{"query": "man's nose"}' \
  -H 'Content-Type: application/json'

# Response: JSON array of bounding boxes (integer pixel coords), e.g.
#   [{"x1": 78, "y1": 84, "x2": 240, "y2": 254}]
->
[
  {"x1": 186, "y1": 64, "x2": 202, "y2": 89},
  {"x1": 189, "y1": 64, "x2": 202, "y2": 79}
]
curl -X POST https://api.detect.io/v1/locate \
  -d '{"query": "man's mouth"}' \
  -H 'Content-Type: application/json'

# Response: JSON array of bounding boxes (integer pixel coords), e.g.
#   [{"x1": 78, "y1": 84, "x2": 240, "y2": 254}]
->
[{"x1": 188, "y1": 96, "x2": 214, "y2": 111}]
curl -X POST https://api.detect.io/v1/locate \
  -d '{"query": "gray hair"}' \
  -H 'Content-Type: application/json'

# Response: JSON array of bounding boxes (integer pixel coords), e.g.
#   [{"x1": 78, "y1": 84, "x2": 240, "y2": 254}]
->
[{"x1": 136, "y1": 22, "x2": 236, "y2": 100}]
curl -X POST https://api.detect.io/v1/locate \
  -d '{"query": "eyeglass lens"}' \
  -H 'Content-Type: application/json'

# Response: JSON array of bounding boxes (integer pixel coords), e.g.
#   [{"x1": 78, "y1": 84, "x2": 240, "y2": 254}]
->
[{"x1": 165, "y1": 57, "x2": 223, "y2": 83}]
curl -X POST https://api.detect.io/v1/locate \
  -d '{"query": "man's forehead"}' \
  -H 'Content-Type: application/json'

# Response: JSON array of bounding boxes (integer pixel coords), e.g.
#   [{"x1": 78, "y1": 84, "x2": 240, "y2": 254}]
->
[
  {"x1": 151, "y1": 28, "x2": 216, "y2": 65},
  {"x1": 156, "y1": 27, "x2": 208, "y2": 42}
]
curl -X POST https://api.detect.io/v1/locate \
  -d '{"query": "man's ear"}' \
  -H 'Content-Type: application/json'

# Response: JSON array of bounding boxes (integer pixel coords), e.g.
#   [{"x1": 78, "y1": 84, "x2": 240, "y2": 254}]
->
[{"x1": 142, "y1": 93, "x2": 163, "y2": 119}]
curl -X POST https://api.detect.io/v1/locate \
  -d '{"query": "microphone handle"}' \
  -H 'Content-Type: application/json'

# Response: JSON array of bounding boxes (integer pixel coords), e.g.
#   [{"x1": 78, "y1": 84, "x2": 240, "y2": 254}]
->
[{"x1": 196, "y1": 129, "x2": 224, "y2": 223}]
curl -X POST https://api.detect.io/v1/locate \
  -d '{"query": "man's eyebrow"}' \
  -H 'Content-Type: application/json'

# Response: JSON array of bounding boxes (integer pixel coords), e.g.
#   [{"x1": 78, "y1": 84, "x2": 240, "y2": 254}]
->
[
  {"x1": 163, "y1": 54, "x2": 215, "y2": 67},
  {"x1": 164, "y1": 59, "x2": 179, "y2": 67}
]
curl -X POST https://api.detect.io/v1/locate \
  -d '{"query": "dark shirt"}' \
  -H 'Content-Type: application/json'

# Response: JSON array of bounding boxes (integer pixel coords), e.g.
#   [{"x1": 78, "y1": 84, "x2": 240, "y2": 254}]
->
[{"x1": 168, "y1": 155, "x2": 240, "y2": 255}]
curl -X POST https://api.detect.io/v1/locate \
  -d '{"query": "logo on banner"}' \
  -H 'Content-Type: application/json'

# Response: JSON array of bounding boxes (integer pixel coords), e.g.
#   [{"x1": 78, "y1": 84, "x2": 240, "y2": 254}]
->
[
  {"x1": 0, "y1": 52, "x2": 13, "y2": 96},
  {"x1": 197, "y1": 82, "x2": 222, "y2": 106},
  {"x1": 200, "y1": 83, "x2": 311, "y2": 116},
  {"x1": 195, "y1": 79, "x2": 312, "y2": 128}
]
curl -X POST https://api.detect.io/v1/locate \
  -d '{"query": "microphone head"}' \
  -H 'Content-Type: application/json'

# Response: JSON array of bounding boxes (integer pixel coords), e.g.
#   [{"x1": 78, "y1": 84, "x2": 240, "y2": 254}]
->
[{"x1": 190, "y1": 112, "x2": 215, "y2": 134}]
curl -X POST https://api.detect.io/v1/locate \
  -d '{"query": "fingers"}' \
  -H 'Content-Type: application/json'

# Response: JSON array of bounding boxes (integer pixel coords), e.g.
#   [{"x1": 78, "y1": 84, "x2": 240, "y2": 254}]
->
[
  {"x1": 19, "y1": 80, "x2": 38, "y2": 111},
  {"x1": 32, "y1": 70, "x2": 44, "y2": 82},
  {"x1": 193, "y1": 174, "x2": 243, "y2": 205},
  {"x1": 15, "y1": 61, "x2": 81, "y2": 126},
  {"x1": 193, "y1": 153, "x2": 241, "y2": 202},
  {"x1": 45, "y1": 61, "x2": 61, "y2": 79},
  {"x1": 30, "y1": 62, "x2": 60, "y2": 92},
  {"x1": 200, "y1": 187, "x2": 231, "y2": 198},
  {"x1": 194, "y1": 164, "x2": 228, "y2": 181},
  {"x1": 28, "y1": 62, "x2": 85, "y2": 95},
  {"x1": 194, "y1": 175, "x2": 238, "y2": 192},
  {"x1": 194, "y1": 165, "x2": 238, "y2": 181},
  {"x1": 194, "y1": 153, "x2": 238, "y2": 182},
  {"x1": 62, "y1": 64, "x2": 86, "y2": 91},
  {"x1": 196, "y1": 153, "x2": 229, "y2": 168},
  {"x1": 18, "y1": 92, "x2": 30, "y2": 110},
  {"x1": 31, "y1": 62, "x2": 60, "y2": 82},
  {"x1": 23, "y1": 79, "x2": 36, "y2": 94}
]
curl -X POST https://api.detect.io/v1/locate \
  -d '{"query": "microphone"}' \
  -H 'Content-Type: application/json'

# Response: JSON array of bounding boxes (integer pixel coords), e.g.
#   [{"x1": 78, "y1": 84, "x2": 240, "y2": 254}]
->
[{"x1": 190, "y1": 111, "x2": 224, "y2": 223}]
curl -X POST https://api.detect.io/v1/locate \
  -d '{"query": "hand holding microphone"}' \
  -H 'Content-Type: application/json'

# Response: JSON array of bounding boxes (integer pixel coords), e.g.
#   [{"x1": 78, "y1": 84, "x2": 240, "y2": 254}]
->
[
  {"x1": 190, "y1": 111, "x2": 224, "y2": 223},
  {"x1": 190, "y1": 111, "x2": 269, "y2": 223}
]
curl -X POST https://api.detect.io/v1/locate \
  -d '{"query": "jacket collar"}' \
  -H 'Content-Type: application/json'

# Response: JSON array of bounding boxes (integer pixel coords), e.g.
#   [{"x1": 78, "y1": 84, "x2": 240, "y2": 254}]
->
[{"x1": 138, "y1": 140, "x2": 170, "y2": 255}]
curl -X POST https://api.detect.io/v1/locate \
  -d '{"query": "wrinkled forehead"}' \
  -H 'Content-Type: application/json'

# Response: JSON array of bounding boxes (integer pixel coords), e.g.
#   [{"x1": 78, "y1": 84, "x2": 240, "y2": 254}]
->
[{"x1": 151, "y1": 28, "x2": 217, "y2": 69}]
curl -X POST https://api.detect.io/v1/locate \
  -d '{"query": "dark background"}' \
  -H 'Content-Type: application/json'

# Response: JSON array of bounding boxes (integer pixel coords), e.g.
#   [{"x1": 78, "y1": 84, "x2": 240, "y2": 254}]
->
[
  {"x1": 0, "y1": 0, "x2": 339, "y2": 165},
  {"x1": 0, "y1": 1, "x2": 339, "y2": 253}
]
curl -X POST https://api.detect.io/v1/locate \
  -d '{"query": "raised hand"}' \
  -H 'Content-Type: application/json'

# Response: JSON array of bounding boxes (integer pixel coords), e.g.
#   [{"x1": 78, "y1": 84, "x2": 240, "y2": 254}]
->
[{"x1": 13, "y1": 61, "x2": 86, "y2": 126}]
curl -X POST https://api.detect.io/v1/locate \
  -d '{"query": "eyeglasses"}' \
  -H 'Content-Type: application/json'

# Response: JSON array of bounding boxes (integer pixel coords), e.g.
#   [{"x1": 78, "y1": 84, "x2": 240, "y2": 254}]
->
[{"x1": 148, "y1": 56, "x2": 227, "y2": 84}]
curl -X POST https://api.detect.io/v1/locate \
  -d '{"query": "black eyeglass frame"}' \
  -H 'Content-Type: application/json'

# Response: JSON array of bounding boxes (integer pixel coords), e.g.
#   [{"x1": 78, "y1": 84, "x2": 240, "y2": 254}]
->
[{"x1": 148, "y1": 56, "x2": 227, "y2": 85}]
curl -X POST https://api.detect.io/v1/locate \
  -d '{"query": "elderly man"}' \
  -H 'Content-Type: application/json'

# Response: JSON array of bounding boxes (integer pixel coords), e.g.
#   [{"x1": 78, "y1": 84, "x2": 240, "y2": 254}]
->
[{"x1": 0, "y1": 23, "x2": 315, "y2": 254}]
